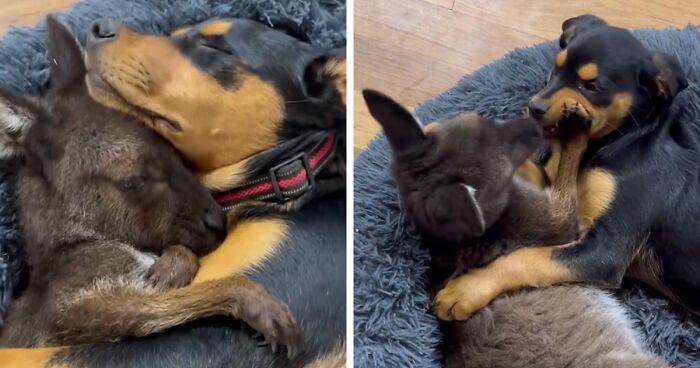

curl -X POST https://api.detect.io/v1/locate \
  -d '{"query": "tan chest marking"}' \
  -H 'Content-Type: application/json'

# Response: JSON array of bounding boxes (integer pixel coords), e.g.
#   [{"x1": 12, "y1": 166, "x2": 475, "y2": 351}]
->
[
  {"x1": 193, "y1": 219, "x2": 287, "y2": 283},
  {"x1": 577, "y1": 168, "x2": 616, "y2": 231}
]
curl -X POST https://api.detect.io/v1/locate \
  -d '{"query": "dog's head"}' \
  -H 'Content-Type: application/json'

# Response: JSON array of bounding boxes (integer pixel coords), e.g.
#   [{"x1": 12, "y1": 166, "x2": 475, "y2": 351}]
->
[
  {"x1": 0, "y1": 16, "x2": 226, "y2": 256},
  {"x1": 84, "y1": 17, "x2": 345, "y2": 191},
  {"x1": 528, "y1": 15, "x2": 687, "y2": 140},
  {"x1": 363, "y1": 90, "x2": 543, "y2": 244}
]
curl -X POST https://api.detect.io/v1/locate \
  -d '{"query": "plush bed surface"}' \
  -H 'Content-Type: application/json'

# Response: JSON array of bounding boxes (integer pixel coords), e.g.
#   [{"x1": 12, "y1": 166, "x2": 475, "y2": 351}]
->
[
  {"x1": 354, "y1": 27, "x2": 700, "y2": 367},
  {"x1": 0, "y1": 0, "x2": 346, "y2": 323}
]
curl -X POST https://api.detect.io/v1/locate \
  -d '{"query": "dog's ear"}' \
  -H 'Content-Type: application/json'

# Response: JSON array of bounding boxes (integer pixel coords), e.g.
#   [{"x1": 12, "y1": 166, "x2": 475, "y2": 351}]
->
[
  {"x1": 424, "y1": 184, "x2": 486, "y2": 241},
  {"x1": 0, "y1": 89, "x2": 39, "y2": 159},
  {"x1": 362, "y1": 89, "x2": 426, "y2": 152},
  {"x1": 45, "y1": 15, "x2": 86, "y2": 91},
  {"x1": 303, "y1": 48, "x2": 346, "y2": 107},
  {"x1": 639, "y1": 52, "x2": 688, "y2": 103},
  {"x1": 559, "y1": 14, "x2": 607, "y2": 48},
  {"x1": 265, "y1": 16, "x2": 311, "y2": 43}
]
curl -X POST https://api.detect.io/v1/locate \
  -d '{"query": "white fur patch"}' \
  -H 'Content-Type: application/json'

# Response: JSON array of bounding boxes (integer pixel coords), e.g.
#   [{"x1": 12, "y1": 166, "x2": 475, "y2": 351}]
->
[
  {"x1": 120, "y1": 244, "x2": 157, "y2": 269},
  {"x1": 462, "y1": 184, "x2": 486, "y2": 230}
]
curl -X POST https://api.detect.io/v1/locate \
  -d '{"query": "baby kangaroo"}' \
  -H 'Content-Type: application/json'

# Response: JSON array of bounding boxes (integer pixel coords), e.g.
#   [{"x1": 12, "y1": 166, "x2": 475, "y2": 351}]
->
[
  {"x1": 362, "y1": 89, "x2": 589, "y2": 321},
  {"x1": 0, "y1": 16, "x2": 301, "y2": 355}
]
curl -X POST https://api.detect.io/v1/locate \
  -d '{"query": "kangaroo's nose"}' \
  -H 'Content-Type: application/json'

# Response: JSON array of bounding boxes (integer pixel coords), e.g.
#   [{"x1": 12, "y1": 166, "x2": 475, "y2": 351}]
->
[
  {"x1": 528, "y1": 97, "x2": 550, "y2": 120},
  {"x1": 87, "y1": 18, "x2": 119, "y2": 45},
  {"x1": 204, "y1": 205, "x2": 227, "y2": 242}
]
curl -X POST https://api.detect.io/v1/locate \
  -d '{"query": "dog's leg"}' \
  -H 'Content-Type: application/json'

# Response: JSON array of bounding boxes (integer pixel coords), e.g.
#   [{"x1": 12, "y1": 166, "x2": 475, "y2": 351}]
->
[
  {"x1": 51, "y1": 276, "x2": 302, "y2": 355},
  {"x1": 515, "y1": 159, "x2": 550, "y2": 189},
  {"x1": 434, "y1": 226, "x2": 636, "y2": 321}
]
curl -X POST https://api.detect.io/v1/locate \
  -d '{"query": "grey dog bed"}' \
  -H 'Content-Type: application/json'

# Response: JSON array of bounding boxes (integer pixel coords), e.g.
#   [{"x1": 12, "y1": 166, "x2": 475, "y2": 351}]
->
[
  {"x1": 0, "y1": 0, "x2": 345, "y2": 323},
  {"x1": 354, "y1": 27, "x2": 700, "y2": 367}
]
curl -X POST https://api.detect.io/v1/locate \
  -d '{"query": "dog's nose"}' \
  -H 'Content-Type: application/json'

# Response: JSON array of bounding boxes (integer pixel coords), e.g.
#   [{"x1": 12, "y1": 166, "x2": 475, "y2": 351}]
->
[
  {"x1": 203, "y1": 206, "x2": 227, "y2": 242},
  {"x1": 528, "y1": 98, "x2": 549, "y2": 119},
  {"x1": 88, "y1": 18, "x2": 119, "y2": 44}
]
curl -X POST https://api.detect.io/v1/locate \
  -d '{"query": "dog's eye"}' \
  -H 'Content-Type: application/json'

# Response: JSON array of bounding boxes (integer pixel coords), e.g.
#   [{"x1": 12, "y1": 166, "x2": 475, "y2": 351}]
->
[
  {"x1": 581, "y1": 81, "x2": 600, "y2": 93},
  {"x1": 117, "y1": 175, "x2": 146, "y2": 192},
  {"x1": 199, "y1": 41, "x2": 233, "y2": 56}
]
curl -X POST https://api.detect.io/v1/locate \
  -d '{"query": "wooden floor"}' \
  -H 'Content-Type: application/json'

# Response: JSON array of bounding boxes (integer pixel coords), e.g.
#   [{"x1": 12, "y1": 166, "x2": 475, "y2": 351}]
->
[
  {"x1": 355, "y1": 0, "x2": 700, "y2": 154},
  {"x1": 0, "y1": 0, "x2": 75, "y2": 35}
]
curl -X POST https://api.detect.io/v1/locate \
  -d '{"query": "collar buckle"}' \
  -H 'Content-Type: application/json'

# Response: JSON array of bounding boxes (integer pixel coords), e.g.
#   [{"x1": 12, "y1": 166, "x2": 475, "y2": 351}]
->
[{"x1": 269, "y1": 151, "x2": 315, "y2": 203}]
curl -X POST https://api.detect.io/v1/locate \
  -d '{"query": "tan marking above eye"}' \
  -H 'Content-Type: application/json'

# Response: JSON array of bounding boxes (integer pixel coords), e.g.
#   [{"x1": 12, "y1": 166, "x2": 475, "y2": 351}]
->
[
  {"x1": 577, "y1": 63, "x2": 598, "y2": 81},
  {"x1": 555, "y1": 50, "x2": 568, "y2": 68},
  {"x1": 199, "y1": 20, "x2": 233, "y2": 36},
  {"x1": 170, "y1": 26, "x2": 190, "y2": 37}
]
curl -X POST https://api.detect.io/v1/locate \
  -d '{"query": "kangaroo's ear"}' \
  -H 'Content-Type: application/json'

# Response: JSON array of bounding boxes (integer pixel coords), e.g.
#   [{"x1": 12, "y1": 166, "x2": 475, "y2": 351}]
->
[
  {"x1": 0, "y1": 89, "x2": 40, "y2": 159},
  {"x1": 45, "y1": 15, "x2": 86, "y2": 91},
  {"x1": 362, "y1": 89, "x2": 426, "y2": 152},
  {"x1": 423, "y1": 184, "x2": 486, "y2": 242}
]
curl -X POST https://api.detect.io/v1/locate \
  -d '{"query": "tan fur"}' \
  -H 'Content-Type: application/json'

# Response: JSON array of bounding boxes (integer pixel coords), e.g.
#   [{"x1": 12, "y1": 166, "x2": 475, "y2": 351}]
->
[
  {"x1": 85, "y1": 24, "x2": 285, "y2": 171},
  {"x1": 423, "y1": 122, "x2": 440, "y2": 133},
  {"x1": 324, "y1": 59, "x2": 346, "y2": 105},
  {"x1": 0, "y1": 347, "x2": 63, "y2": 368},
  {"x1": 578, "y1": 63, "x2": 599, "y2": 80},
  {"x1": 541, "y1": 87, "x2": 632, "y2": 139},
  {"x1": 193, "y1": 219, "x2": 288, "y2": 283},
  {"x1": 544, "y1": 142, "x2": 562, "y2": 182},
  {"x1": 199, "y1": 21, "x2": 233, "y2": 36},
  {"x1": 170, "y1": 26, "x2": 190, "y2": 36},
  {"x1": 434, "y1": 244, "x2": 576, "y2": 320},
  {"x1": 577, "y1": 168, "x2": 616, "y2": 231},
  {"x1": 516, "y1": 160, "x2": 549, "y2": 189},
  {"x1": 303, "y1": 343, "x2": 346, "y2": 368},
  {"x1": 196, "y1": 160, "x2": 249, "y2": 192},
  {"x1": 555, "y1": 50, "x2": 568, "y2": 68}
]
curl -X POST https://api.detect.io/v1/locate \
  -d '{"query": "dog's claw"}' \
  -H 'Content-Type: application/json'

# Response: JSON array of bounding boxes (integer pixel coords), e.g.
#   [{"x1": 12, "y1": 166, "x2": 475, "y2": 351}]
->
[
  {"x1": 271, "y1": 342, "x2": 278, "y2": 353},
  {"x1": 252, "y1": 332, "x2": 262, "y2": 339}
]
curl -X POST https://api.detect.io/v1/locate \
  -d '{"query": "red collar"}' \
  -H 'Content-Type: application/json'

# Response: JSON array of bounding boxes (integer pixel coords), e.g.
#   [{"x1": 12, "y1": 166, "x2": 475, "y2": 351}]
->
[{"x1": 213, "y1": 132, "x2": 338, "y2": 210}]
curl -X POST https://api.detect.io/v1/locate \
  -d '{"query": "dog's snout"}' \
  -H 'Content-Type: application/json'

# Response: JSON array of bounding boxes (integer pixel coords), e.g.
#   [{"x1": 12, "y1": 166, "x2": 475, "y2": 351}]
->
[
  {"x1": 88, "y1": 18, "x2": 119, "y2": 43},
  {"x1": 204, "y1": 205, "x2": 227, "y2": 242},
  {"x1": 528, "y1": 98, "x2": 549, "y2": 119}
]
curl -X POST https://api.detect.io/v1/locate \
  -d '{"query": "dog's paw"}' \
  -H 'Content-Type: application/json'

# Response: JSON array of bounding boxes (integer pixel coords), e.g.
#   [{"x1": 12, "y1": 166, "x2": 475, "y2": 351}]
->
[
  {"x1": 238, "y1": 284, "x2": 303, "y2": 359},
  {"x1": 146, "y1": 245, "x2": 199, "y2": 289},
  {"x1": 433, "y1": 274, "x2": 497, "y2": 321}
]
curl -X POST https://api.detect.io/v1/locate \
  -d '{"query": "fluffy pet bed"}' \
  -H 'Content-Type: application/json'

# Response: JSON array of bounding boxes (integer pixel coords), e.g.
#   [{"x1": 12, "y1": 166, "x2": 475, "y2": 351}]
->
[
  {"x1": 354, "y1": 27, "x2": 700, "y2": 367},
  {"x1": 0, "y1": 0, "x2": 345, "y2": 323}
]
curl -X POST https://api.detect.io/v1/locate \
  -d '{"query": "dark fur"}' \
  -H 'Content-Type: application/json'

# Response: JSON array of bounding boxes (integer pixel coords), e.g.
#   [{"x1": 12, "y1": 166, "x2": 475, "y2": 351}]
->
[
  {"x1": 0, "y1": 17, "x2": 300, "y2": 352},
  {"x1": 530, "y1": 15, "x2": 700, "y2": 312}
]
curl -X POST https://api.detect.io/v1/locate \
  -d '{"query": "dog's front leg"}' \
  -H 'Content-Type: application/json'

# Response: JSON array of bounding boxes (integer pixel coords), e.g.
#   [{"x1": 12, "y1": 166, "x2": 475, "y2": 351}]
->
[{"x1": 434, "y1": 225, "x2": 637, "y2": 321}]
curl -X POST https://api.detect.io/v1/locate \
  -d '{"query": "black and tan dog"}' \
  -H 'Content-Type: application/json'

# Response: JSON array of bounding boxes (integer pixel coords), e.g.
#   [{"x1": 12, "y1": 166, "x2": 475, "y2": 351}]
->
[
  {"x1": 433, "y1": 15, "x2": 697, "y2": 321},
  {"x1": 1, "y1": 15, "x2": 345, "y2": 368}
]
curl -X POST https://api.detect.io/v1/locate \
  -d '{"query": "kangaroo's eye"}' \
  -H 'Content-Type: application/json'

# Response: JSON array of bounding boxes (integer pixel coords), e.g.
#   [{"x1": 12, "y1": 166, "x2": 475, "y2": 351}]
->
[{"x1": 117, "y1": 175, "x2": 146, "y2": 192}]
